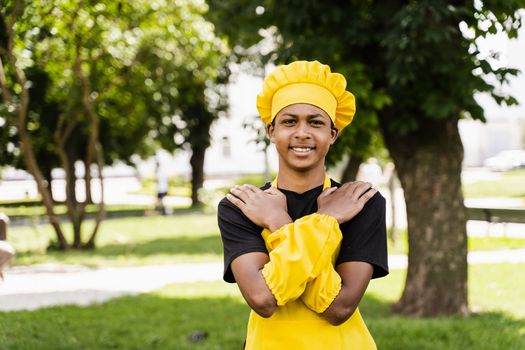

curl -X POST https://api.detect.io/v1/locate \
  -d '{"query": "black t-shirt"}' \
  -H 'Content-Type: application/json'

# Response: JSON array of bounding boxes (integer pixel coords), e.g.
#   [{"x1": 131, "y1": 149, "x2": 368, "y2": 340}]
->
[{"x1": 217, "y1": 179, "x2": 389, "y2": 283}]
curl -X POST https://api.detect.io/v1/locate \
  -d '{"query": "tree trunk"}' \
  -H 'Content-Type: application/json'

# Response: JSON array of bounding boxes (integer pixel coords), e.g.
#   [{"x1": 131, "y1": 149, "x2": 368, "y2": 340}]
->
[
  {"x1": 84, "y1": 159, "x2": 93, "y2": 204},
  {"x1": 57, "y1": 138, "x2": 82, "y2": 248},
  {"x1": 381, "y1": 115, "x2": 468, "y2": 316},
  {"x1": 84, "y1": 142, "x2": 105, "y2": 249},
  {"x1": 386, "y1": 166, "x2": 397, "y2": 245},
  {"x1": 65, "y1": 146, "x2": 77, "y2": 206},
  {"x1": 340, "y1": 154, "x2": 363, "y2": 183},
  {"x1": 0, "y1": 16, "x2": 68, "y2": 249},
  {"x1": 43, "y1": 167, "x2": 54, "y2": 202},
  {"x1": 20, "y1": 130, "x2": 69, "y2": 249},
  {"x1": 74, "y1": 48, "x2": 105, "y2": 249},
  {"x1": 190, "y1": 147, "x2": 206, "y2": 207}
]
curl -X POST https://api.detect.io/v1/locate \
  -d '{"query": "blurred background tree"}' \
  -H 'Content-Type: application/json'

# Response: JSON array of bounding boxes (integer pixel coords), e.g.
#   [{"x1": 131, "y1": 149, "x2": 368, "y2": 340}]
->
[
  {"x1": 129, "y1": 3, "x2": 230, "y2": 207},
  {"x1": 0, "y1": 0, "x2": 230, "y2": 248},
  {"x1": 206, "y1": 0, "x2": 524, "y2": 316}
]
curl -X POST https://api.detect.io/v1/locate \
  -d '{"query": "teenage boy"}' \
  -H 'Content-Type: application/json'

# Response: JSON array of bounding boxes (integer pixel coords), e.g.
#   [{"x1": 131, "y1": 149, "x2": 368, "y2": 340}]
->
[{"x1": 218, "y1": 60, "x2": 388, "y2": 349}]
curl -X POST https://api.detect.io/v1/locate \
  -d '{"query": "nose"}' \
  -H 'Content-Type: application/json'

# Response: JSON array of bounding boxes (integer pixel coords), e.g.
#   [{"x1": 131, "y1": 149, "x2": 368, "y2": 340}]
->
[{"x1": 293, "y1": 121, "x2": 312, "y2": 139}]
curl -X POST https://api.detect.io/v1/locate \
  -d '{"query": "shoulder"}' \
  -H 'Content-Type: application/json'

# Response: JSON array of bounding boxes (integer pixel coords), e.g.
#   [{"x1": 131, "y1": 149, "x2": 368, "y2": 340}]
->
[
  {"x1": 217, "y1": 196, "x2": 242, "y2": 221},
  {"x1": 365, "y1": 191, "x2": 386, "y2": 210},
  {"x1": 358, "y1": 191, "x2": 386, "y2": 222},
  {"x1": 330, "y1": 178, "x2": 386, "y2": 210},
  {"x1": 341, "y1": 191, "x2": 385, "y2": 231}
]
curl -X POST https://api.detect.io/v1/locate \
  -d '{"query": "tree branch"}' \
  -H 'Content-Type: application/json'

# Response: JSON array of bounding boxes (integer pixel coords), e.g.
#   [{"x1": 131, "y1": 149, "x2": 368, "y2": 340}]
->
[
  {"x1": 6, "y1": 0, "x2": 24, "y2": 52},
  {"x1": 1, "y1": 0, "x2": 68, "y2": 249},
  {"x1": 0, "y1": 55, "x2": 13, "y2": 103}
]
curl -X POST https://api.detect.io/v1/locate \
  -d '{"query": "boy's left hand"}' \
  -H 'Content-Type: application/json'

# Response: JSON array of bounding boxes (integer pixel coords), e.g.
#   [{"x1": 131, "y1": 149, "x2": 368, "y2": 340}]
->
[{"x1": 227, "y1": 185, "x2": 292, "y2": 231}]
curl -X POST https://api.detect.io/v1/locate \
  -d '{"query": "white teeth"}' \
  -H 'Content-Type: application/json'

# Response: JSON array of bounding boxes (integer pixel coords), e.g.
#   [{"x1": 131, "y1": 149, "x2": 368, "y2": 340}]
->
[{"x1": 292, "y1": 147, "x2": 312, "y2": 152}]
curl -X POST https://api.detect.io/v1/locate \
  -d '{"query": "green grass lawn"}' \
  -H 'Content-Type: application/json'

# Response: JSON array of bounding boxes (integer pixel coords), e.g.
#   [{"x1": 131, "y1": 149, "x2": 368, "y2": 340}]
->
[
  {"x1": 8, "y1": 214, "x2": 525, "y2": 266},
  {"x1": 0, "y1": 203, "x2": 156, "y2": 218},
  {"x1": 388, "y1": 229, "x2": 525, "y2": 255},
  {"x1": 9, "y1": 213, "x2": 222, "y2": 266},
  {"x1": 128, "y1": 176, "x2": 193, "y2": 197},
  {"x1": 463, "y1": 168, "x2": 525, "y2": 198},
  {"x1": 0, "y1": 263, "x2": 523, "y2": 350}
]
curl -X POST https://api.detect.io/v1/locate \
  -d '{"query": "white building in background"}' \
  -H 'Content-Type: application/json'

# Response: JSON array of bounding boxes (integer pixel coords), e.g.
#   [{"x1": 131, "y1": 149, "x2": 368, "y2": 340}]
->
[
  {"x1": 459, "y1": 13, "x2": 525, "y2": 166},
  {"x1": 192, "y1": 67, "x2": 278, "y2": 176},
  {"x1": 460, "y1": 118, "x2": 524, "y2": 167}
]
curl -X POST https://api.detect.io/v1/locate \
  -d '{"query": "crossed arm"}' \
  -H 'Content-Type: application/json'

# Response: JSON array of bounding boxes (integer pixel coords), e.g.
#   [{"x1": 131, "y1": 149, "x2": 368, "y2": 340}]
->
[
  {"x1": 228, "y1": 182, "x2": 376, "y2": 325},
  {"x1": 232, "y1": 252, "x2": 372, "y2": 324}
]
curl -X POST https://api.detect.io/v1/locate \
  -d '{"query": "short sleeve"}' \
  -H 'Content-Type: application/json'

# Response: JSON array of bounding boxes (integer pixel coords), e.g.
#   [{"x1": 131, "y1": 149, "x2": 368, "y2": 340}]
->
[
  {"x1": 336, "y1": 192, "x2": 389, "y2": 279},
  {"x1": 217, "y1": 197, "x2": 267, "y2": 283}
]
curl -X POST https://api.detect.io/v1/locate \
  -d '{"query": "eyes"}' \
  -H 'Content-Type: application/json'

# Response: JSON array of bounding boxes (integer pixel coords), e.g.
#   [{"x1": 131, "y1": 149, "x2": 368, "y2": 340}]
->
[{"x1": 280, "y1": 118, "x2": 326, "y2": 127}]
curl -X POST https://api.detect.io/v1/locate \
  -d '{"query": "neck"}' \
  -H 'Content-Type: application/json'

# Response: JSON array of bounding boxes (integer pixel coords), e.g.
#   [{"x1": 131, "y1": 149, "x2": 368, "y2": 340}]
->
[{"x1": 276, "y1": 164, "x2": 326, "y2": 193}]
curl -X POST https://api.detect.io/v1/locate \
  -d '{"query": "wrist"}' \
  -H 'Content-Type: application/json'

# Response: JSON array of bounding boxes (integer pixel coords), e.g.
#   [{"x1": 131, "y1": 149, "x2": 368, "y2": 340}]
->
[
  {"x1": 266, "y1": 213, "x2": 292, "y2": 232},
  {"x1": 316, "y1": 210, "x2": 341, "y2": 224}
]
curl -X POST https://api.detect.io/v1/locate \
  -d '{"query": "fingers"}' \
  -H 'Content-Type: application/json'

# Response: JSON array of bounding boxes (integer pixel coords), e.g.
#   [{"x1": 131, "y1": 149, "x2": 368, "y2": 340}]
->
[
  {"x1": 264, "y1": 186, "x2": 287, "y2": 198},
  {"x1": 264, "y1": 186, "x2": 279, "y2": 194},
  {"x1": 348, "y1": 181, "x2": 373, "y2": 198},
  {"x1": 226, "y1": 193, "x2": 246, "y2": 210},
  {"x1": 230, "y1": 184, "x2": 259, "y2": 202},
  {"x1": 318, "y1": 186, "x2": 337, "y2": 198},
  {"x1": 357, "y1": 187, "x2": 378, "y2": 206},
  {"x1": 339, "y1": 181, "x2": 376, "y2": 203},
  {"x1": 230, "y1": 187, "x2": 249, "y2": 203},
  {"x1": 242, "y1": 184, "x2": 261, "y2": 194}
]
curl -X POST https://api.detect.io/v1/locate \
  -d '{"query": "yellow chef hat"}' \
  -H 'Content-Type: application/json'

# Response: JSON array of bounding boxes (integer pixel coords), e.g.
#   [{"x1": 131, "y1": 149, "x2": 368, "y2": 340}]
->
[{"x1": 256, "y1": 60, "x2": 356, "y2": 131}]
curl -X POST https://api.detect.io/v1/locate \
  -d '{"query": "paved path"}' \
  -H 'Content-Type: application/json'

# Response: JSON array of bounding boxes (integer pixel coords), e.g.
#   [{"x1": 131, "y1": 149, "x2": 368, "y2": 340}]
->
[
  {"x1": 0, "y1": 262, "x2": 222, "y2": 312},
  {"x1": 1, "y1": 248, "x2": 525, "y2": 312}
]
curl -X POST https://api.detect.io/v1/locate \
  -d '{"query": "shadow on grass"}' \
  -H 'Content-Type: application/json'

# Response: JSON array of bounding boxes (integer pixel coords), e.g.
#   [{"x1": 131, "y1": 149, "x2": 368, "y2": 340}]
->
[
  {"x1": 1, "y1": 289, "x2": 523, "y2": 350},
  {"x1": 95, "y1": 236, "x2": 223, "y2": 257}
]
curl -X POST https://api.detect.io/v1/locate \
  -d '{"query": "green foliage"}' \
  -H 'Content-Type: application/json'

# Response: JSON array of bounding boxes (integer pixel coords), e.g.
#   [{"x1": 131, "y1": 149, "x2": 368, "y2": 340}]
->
[
  {"x1": 1, "y1": 0, "x2": 231, "y2": 243},
  {"x1": 125, "y1": 1, "x2": 231, "y2": 155},
  {"x1": 207, "y1": 0, "x2": 524, "y2": 139},
  {"x1": 207, "y1": 0, "x2": 392, "y2": 164},
  {"x1": 0, "y1": 0, "x2": 230, "y2": 168}
]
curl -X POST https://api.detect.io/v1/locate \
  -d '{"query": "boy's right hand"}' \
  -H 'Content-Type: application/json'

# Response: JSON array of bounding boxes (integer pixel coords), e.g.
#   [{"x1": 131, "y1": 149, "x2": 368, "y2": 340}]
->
[
  {"x1": 316, "y1": 182, "x2": 377, "y2": 224},
  {"x1": 227, "y1": 184, "x2": 292, "y2": 232}
]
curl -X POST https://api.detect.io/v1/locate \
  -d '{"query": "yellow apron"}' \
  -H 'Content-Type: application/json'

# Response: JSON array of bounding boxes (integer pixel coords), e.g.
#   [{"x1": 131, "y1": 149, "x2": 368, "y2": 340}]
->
[{"x1": 245, "y1": 175, "x2": 376, "y2": 350}]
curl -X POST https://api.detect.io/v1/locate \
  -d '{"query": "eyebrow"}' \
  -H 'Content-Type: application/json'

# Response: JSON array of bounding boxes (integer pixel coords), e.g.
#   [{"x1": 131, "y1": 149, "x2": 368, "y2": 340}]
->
[{"x1": 281, "y1": 113, "x2": 327, "y2": 119}]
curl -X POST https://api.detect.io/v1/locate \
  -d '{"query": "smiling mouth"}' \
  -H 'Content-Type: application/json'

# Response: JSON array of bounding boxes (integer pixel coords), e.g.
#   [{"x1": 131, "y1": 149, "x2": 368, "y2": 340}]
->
[{"x1": 290, "y1": 147, "x2": 315, "y2": 153}]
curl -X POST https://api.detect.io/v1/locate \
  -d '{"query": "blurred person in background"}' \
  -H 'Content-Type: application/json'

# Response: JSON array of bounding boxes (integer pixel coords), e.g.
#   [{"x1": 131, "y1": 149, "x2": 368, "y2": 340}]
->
[
  {"x1": 155, "y1": 159, "x2": 169, "y2": 215},
  {"x1": 357, "y1": 157, "x2": 383, "y2": 187},
  {"x1": 0, "y1": 213, "x2": 15, "y2": 281}
]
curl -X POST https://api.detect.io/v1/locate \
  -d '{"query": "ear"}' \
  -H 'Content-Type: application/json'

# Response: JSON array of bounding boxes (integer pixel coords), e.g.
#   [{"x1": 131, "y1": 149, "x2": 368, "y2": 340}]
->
[
  {"x1": 267, "y1": 122, "x2": 275, "y2": 143},
  {"x1": 330, "y1": 126, "x2": 339, "y2": 144}
]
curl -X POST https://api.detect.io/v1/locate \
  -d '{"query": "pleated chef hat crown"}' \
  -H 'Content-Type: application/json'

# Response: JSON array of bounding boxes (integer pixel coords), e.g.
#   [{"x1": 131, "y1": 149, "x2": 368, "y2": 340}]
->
[{"x1": 256, "y1": 60, "x2": 356, "y2": 131}]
